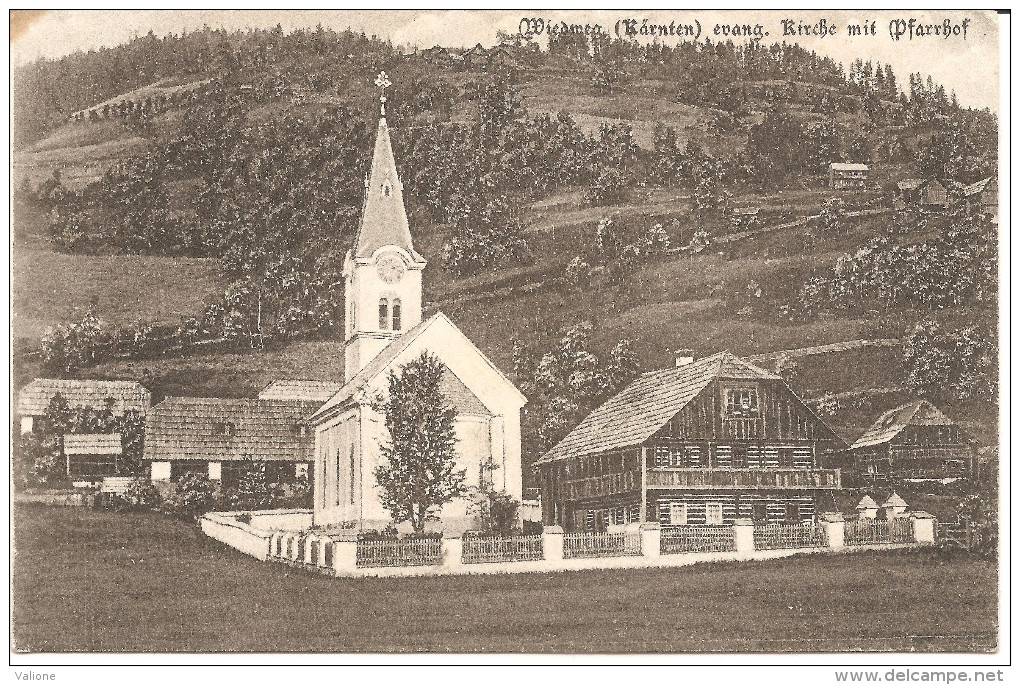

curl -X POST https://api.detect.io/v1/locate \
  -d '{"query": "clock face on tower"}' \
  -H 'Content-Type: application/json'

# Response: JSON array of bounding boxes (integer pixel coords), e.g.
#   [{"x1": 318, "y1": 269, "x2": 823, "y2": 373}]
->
[{"x1": 375, "y1": 252, "x2": 406, "y2": 284}]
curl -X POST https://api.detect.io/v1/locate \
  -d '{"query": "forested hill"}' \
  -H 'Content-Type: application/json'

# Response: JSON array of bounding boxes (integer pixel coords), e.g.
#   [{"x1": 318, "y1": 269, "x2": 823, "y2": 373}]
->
[{"x1": 13, "y1": 25, "x2": 999, "y2": 463}]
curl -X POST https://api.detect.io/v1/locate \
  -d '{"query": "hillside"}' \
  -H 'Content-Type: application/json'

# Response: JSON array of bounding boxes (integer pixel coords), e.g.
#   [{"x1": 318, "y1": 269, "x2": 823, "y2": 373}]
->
[{"x1": 12, "y1": 27, "x2": 999, "y2": 481}]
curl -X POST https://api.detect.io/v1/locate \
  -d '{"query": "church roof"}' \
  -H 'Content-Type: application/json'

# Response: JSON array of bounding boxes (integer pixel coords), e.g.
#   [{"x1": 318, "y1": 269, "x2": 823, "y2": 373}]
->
[
  {"x1": 352, "y1": 116, "x2": 417, "y2": 259},
  {"x1": 310, "y1": 312, "x2": 523, "y2": 424},
  {"x1": 535, "y1": 352, "x2": 839, "y2": 466},
  {"x1": 850, "y1": 400, "x2": 960, "y2": 450}
]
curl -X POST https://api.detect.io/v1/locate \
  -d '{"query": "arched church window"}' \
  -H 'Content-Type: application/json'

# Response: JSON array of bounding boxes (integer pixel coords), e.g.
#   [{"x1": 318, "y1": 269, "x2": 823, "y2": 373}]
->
[
  {"x1": 391, "y1": 299, "x2": 402, "y2": 331},
  {"x1": 378, "y1": 299, "x2": 389, "y2": 330},
  {"x1": 383, "y1": 183, "x2": 391, "y2": 197}
]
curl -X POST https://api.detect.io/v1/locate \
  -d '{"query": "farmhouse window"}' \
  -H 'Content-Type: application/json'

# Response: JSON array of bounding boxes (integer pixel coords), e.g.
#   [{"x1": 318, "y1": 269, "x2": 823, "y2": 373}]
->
[
  {"x1": 725, "y1": 388, "x2": 759, "y2": 417},
  {"x1": 378, "y1": 299, "x2": 389, "y2": 330},
  {"x1": 705, "y1": 503, "x2": 724, "y2": 525},
  {"x1": 785, "y1": 502, "x2": 801, "y2": 523},
  {"x1": 731, "y1": 444, "x2": 747, "y2": 468},
  {"x1": 752, "y1": 502, "x2": 768, "y2": 521},
  {"x1": 669, "y1": 502, "x2": 688, "y2": 525},
  {"x1": 391, "y1": 299, "x2": 402, "y2": 330},
  {"x1": 214, "y1": 422, "x2": 235, "y2": 437}
]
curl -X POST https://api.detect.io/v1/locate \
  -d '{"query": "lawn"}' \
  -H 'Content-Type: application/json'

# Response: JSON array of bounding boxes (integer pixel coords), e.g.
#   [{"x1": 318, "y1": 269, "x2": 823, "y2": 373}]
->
[{"x1": 11, "y1": 504, "x2": 997, "y2": 653}]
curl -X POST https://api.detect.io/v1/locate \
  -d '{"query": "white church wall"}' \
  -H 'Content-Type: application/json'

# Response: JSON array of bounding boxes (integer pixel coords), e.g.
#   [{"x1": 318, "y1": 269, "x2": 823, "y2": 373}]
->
[{"x1": 313, "y1": 407, "x2": 361, "y2": 528}]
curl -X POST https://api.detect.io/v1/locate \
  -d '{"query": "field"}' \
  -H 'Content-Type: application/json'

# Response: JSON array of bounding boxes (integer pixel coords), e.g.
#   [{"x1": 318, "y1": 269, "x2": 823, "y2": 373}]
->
[
  {"x1": 11, "y1": 505, "x2": 997, "y2": 653},
  {"x1": 12, "y1": 200, "x2": 222, "y2": 344}
]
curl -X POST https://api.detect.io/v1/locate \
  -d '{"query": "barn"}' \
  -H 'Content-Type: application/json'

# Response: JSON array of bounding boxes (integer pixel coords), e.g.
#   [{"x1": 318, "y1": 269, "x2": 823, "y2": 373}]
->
[
  {"x1": 16, "y1": 379, "x2": 150, "y2": 434},
  {"x1": 849, "y1": 400, "x2": 978, "y2": 482},
  {"x1": 144, "y1": 397, "x2": 321, "y2": 486}
]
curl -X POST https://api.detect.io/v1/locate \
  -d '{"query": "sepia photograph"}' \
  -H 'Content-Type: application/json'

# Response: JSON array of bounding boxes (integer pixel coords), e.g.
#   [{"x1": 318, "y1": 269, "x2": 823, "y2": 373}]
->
[{"x1": 8, "y1": 8, "x2": 1007, "y2": 669}]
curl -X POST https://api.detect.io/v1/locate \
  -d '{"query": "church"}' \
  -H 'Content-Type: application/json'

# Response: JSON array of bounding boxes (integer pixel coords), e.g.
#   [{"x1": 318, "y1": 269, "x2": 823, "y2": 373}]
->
[{"x1": 307, "y1": 75, "x2": 527, "y2": 532}]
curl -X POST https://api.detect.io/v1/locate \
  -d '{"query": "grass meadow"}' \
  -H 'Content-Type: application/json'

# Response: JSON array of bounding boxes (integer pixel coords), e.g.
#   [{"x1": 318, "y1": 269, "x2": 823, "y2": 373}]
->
[{"x1": 11, "y1": 504, "x2": 997, "y2": 653}]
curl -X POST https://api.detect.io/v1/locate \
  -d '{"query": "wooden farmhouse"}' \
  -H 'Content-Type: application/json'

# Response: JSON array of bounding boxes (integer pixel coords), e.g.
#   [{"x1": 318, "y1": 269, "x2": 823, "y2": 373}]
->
[
  {"x1": 16, "y1": 378, "x2": 151, "y2": 435},
  {"x1": 144, "y1": 397, "x2": 321, "y2": 485},
  {"x1": 534, "y1": 352, "x2": 847, "y2": 531},
  {"x1": 828, "y1": 163, "x2": 869, "y2": 191},
  {"x1": 848, "y1": 400, "x2": 978, "y2": 482}
]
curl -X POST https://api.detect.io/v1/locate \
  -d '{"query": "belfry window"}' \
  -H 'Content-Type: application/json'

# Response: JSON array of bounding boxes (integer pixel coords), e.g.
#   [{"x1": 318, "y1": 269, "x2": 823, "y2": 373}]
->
[
  {"x1": 378, "y1": 299, "x2": 389, "y2": 330},
  {"x1": 391, "y1": 299, "x2": 402, "y2": 331},
  {"x1": 383, "y1": 183, "x2": 391, "y2": 197}
]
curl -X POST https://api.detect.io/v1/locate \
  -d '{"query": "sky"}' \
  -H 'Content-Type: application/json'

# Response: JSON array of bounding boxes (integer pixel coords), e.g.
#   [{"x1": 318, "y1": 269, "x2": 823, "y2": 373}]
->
[{"x1": 10, "y1": 9, "x2": 1003, "y2": 112}]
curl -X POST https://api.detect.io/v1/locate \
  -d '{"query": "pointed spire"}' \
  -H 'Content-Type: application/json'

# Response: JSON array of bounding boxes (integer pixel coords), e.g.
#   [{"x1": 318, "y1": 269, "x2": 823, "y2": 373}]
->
[{"x1": 353, "y1": 73, "x2": 415, "y2": 259}]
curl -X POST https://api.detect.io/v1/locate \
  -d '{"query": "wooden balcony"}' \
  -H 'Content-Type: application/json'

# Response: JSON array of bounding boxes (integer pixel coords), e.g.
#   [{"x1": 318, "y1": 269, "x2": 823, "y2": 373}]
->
[
  {"x1": 646, "y1": 468, "x2": 841, "y2": 490},
  {"x1": 565, "y1": 471, "x2": 639, "y2": 500}
]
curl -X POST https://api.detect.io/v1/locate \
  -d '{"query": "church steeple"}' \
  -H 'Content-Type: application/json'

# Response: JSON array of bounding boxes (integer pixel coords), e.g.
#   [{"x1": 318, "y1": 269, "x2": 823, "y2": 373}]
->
[
  {"x1": 342, "y1": 72, "x2": 426, "y2": 382},
  {"x1": 352, "y1": 110, "x2": 416, "y2": 259}
]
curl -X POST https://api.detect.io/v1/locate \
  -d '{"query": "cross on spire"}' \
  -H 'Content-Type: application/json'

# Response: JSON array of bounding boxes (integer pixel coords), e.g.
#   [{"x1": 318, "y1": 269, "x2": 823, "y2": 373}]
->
[{"x1": 374, "y1": 71, "x2": 392, "y2": 117}]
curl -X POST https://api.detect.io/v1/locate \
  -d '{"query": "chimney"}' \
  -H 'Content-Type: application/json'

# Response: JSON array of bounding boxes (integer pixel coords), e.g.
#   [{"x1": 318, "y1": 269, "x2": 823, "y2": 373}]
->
[{"x1": 674, "y1": 348, "x2": 695, "y2": 368}]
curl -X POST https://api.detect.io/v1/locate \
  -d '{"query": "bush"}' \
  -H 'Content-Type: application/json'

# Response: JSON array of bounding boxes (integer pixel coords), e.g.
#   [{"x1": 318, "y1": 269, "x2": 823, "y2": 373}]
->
[
  {"x1": 121, "y1": 477, "x2": 161, "y2": 510},
  {"x1": 163, "y1": 474, "x2": 217, "y2": 521},
  {"x1": 225, "y1": 460, "x2": 284, "y2": 510}
]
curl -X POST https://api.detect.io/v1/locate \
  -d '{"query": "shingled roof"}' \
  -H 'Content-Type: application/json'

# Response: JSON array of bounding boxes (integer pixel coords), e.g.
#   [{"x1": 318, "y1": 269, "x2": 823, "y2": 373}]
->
[
  {"x1": 535, "y1": 352, "x2": 787, "y2": 465},
  {"x1": 144, "y1": 398, "x2": 321, "y2": 462},
  {"x1": 17, "y1": 379, "x2": 151, "y2": 417},
  {"x1": 850, "y1": 400, "x2": 960, "y2": 450},
  {"x1": 63, "y1": 434, "x2": 122, "y2": 455},
  {"x1": 258, "y1": 379, "x2": 343, "y2": 403}
]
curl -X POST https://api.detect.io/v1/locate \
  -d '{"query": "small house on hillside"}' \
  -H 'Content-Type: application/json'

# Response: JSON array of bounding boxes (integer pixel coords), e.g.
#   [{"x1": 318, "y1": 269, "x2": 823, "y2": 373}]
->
[
  {"x1": 849, "y1": 400, "x2": 977, "y2": 482},
  {"x1": 962, "y1": 176, "x2": 995, "y2": 214},
  {"x1": 534, "y1": 351, "x2": 848, "y2": 531},
  {"x1": 16, "y1": 379, "x2": 151, "y2": 435},
  {"x1": 144, "y1": 397, "x2": 321, "y2": 485},
  {"x1": 829, "y1": 163, "x2": 869, "y2": 191},
  {"x1": 463, "y1": 43, "x2": 489, "y2": 69},
  {"x1": 420, "y1": 45, "x2": 454, "y2": 64}
]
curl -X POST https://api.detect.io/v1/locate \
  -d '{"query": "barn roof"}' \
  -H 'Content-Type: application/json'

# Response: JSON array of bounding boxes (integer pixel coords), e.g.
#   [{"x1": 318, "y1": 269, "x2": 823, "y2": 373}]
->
[
  {"x1": 963, "y1": 177, "x2": 993, "y2": 197},
  {"x1": 535, "y1": 352, "x2": 822, "y2": 465},
  {"x1": 850, "y1": 400, "x2": 958, "y2": 450},
  {"x1": 829, "y1": 163, "x2": 869, "y2": 171},
  {"x1": 63, "y1": 434, "x2": 122, "y2": 455},
  {"x1": 144, "y1": 397, "x2": 320, "y2": 462},
  {"x1": 17, "y1": 379, "x2": 151, "y2": 417},
  {"x1": 258, "y1": 379, "x2": 343, "y2": 403}
]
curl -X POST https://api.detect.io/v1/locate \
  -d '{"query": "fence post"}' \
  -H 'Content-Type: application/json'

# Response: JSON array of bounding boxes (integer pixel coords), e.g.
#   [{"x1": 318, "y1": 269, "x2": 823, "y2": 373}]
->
[
  {"x1": 542, "y1": 526, "x2": 565, "y2": 562},
  {"x1": 733, "y1": 518, "x2": 755, "y2": 554},
  {"x1": 442, "y1": 532, "x2": 463, "y2": 571},
  {"x1": 331, "y1": 532, "x2": 358, "y2": 574},
  {"x1": 910, "y1": 511, "x2": 936, "y2": 545},
  {"x1": 638, "y1": 521, "x2": 660, "y2": 559},
  {"x1": 820, "y1": 512, "x2": 845, "y2": 550}
]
